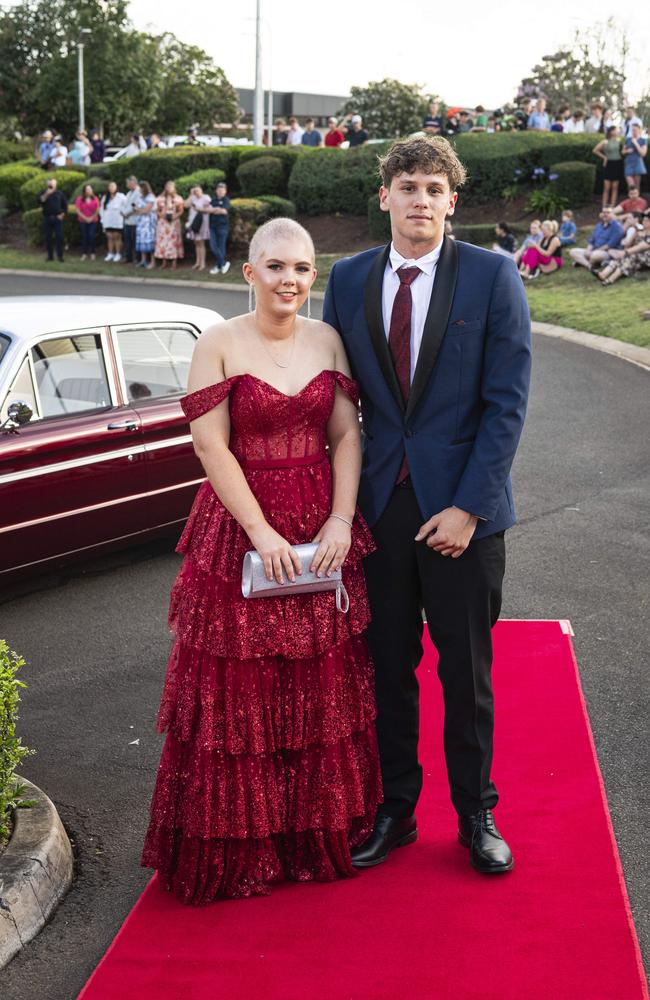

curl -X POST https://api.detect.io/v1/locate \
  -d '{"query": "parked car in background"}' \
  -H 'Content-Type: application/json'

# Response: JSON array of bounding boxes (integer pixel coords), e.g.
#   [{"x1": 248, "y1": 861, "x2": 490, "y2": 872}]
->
[{"x1": 0, "y1": 296, "x2": 221, "y2": 584}]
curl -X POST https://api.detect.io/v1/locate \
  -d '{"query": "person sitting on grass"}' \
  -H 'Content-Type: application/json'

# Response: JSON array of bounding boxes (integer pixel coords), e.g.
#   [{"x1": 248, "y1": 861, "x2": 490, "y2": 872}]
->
[
  {"x1": 596, "y1": 210, "x2": 650, "y2": 285},
  {"x1": 568, "y1": 207, "x2": 624, "y2": 270},
  {"x1": 558, "y1": 210, "x2": 577, "y2": 247},
  {"x1": 491, "y1": 221, "x2": 517, "y2": 256},
  {"x1": 518, "y1": 219, "x2": 563, "y2": 279},
  {"x1": 514, "y1": 219, "x2": 542, "y2": 264},
  {"x1": 613, "y1": 185, "x2": 648, "y2": 232}
]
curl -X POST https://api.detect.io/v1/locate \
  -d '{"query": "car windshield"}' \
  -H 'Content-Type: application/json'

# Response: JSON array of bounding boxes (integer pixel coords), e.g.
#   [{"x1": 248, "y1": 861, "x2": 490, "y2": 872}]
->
[{"x1": 0, "y1": 334, "x2": 10, "y2": 366}]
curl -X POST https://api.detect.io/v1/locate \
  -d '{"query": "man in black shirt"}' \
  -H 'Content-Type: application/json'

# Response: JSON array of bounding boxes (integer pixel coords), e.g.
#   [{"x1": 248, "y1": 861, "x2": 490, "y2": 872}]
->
[
  {"x1": 342, "y1": 113, "x2": 369, "y2": 147},
  {"x1": 39, "y1": 178, "x2": 68, "y2": 262},
  {"x1": 208, "y1": 181, "x2": 231, "y2": 275}
]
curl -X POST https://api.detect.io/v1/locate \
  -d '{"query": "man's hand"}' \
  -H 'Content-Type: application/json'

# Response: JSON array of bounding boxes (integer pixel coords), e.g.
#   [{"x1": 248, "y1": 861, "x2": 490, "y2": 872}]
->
[{"x1": 415, "y1": 507, "x2": 479, "y2": 558}]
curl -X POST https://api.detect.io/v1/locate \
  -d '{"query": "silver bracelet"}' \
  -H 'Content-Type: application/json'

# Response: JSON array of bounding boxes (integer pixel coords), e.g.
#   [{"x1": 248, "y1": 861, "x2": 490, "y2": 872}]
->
[{"x1": 329, "y1": 513, "x2": 353, "y2": 528}]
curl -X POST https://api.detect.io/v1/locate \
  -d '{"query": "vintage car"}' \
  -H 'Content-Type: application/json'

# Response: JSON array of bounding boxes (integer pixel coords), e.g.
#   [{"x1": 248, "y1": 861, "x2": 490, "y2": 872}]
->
[{"x1": 0, "y1": 296, "x2": 222, "y2": 584}]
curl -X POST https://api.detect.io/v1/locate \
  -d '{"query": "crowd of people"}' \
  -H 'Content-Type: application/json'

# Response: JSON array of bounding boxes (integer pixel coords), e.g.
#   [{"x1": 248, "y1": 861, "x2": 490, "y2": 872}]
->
[
  {"x1": 271, "y1": 113, "x2": 370, "y2": 147},
  {"x1": 489, "y1": 185, "x2": 649, "y2": 285},
  {"x1": 37, "y1": 175, "x2": 231, "y2": 273}
]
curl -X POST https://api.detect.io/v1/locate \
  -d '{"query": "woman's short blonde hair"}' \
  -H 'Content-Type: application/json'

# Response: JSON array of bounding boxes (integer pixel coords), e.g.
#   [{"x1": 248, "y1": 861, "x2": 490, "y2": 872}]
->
[
  {"x1": 542, "y1": 219, "x2": 559, "y2": 235},
  {"x1": 248, "y1": 218, "x2": 315, "y2": 265}
]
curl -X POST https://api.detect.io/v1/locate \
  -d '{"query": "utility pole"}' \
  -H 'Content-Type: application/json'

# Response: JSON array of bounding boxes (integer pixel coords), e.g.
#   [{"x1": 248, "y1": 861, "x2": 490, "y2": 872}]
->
[
  {"x1": 77, "y1": 28, "x2": 92, "y2": 133},
  {"x1": 253, "y1": 0, "x2": 264, "y2": 145}
]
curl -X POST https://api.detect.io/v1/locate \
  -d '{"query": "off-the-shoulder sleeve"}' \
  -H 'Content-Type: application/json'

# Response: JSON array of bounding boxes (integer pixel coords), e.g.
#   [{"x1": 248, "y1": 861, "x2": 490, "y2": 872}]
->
[
  {"x1": 332, "y1": 370, "x2": 359, "y2": 405},
  {"x1": 181, "y1": 377, "x2": 239, "y2": 422}
]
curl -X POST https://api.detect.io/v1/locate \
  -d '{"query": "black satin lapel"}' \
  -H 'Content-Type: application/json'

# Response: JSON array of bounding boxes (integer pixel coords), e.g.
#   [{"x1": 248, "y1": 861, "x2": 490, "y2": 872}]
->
[
  {"x1": 364, "y1": 244, "x2": 404, "y2": 412},
  {"x1": 406, "y1": 236, "x2": 459, "y2": 422}
]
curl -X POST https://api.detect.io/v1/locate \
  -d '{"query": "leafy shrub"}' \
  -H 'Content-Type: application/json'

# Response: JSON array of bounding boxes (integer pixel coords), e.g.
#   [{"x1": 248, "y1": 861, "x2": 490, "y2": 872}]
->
[
  {"x1": 236, "y1": 146, "x2": 303, "y2": 187},
  {"x1": 526, "y1": 187, "x2": 569, "y2": 218},
  {"x1": 368, "y1": 194, "x2": 391, "y2": 241},
  {"x1": 86, "y1": 163, "x2": 112, "y2": 180},
  {"x1": 106, "y1": 147, "x2": 233, "y2": 190},
  {"x1": 19, "y1": 169, "x2": 86, "y2": 212},
  {"x1": 256, "y1": 195, "x2": 296, "y2": 219},
  {"x1": 228, "y1": 198, "x2": 272, "y2": 249},
  {"x1": 0, "y1": 163, "x2": 43, "y2": 211},
  {"x1": 71, "y1": 178, "x2": 110, "y2": 201},
  {"x1": 174, "y1": 168, "x2": 226, "y2": 199},
  {"x1": 548, "y1": 161, "x2": 596, "y2": 206},
  {"x1": 0, "y1": 140, "x2": 35, "y2": 166},
  {"x1": 0, "y1": 641, "x2": 35, "y2": 846},
  {"x1": 23, "y1": 206, "x2": 90, "y2": 249},
  {"x1": 236, "y1": 156, "x2": 285, "y2": 197},
  {"x1": 289, "y1": 147, "x2": 381, "y2": 215}
]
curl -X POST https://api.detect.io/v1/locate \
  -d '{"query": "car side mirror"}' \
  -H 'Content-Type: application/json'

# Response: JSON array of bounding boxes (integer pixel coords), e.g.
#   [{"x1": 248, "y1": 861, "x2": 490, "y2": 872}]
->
[{"x1": 1, "y1": 400, "x2": 33, "y2": 434}]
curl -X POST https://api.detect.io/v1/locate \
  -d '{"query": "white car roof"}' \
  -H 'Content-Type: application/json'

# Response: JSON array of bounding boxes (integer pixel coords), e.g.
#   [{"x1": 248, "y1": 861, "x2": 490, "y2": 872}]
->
[{"x1": 0, "y1": 296, "x2": 221, "y2": 341}]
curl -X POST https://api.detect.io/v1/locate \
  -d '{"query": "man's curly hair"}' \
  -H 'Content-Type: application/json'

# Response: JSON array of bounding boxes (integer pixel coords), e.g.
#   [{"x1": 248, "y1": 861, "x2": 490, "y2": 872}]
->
[{"x1": 378, "y1": 136, "x2": 467, "y2": 190}]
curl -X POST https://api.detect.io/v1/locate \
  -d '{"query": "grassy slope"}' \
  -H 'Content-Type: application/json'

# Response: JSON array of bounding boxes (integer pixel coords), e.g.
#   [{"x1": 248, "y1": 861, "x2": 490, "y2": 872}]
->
[{"x1": 0, "y1": 247, "x2": 647, "y2": 347}]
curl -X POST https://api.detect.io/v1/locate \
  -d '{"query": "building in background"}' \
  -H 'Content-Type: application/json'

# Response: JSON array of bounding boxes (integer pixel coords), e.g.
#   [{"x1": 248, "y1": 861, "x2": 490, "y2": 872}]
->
[{"x1": 236, "y1": 89, "x2": 349, "y2": 128}]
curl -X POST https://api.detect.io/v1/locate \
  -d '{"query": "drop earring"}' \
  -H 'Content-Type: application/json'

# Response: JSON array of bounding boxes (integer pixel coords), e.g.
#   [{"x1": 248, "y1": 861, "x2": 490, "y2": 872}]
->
[
  {"x1": 248, "y1": 282, "x2": 255, "y2": 312},
  {"x1": 307, "y1": 289, "x2": 311, "y2": 320}
]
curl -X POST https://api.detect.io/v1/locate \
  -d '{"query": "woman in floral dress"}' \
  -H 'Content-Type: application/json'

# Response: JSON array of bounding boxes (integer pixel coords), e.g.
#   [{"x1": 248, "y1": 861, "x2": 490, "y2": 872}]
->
[
  {"x1": 134, "y1": 180, "x2": 157, "y2": 269},
  {"x1": 155, "y1": 181, "x2": 184, "y2": 269}
]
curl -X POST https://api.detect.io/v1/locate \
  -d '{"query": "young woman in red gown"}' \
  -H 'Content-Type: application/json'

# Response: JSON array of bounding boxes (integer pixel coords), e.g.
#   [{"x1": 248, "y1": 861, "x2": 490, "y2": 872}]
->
[{"x1": 142, "y1": 219, "x2": 382, "y2": 903}]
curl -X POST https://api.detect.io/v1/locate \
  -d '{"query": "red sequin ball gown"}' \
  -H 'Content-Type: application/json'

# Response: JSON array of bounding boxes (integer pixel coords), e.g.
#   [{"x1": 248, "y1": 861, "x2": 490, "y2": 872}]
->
[{"x1": 141, "y1": 369, "x2": 382, "y2": 904}]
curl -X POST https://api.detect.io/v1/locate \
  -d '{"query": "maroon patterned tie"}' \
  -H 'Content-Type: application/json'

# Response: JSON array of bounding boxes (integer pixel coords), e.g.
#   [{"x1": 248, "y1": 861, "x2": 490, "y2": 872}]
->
[{"x1": 388, "y1": 266, "x2": 421, "y2": 482}]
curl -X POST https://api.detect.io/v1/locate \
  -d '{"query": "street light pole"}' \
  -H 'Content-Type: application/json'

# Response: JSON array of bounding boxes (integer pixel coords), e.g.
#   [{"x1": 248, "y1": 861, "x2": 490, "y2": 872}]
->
[
  {"x1": 77, "y1": 28, "x2": 91, "y2": 133},
  {"x1": 253, "y1": 0, "x2": 264, "y2": 145}
]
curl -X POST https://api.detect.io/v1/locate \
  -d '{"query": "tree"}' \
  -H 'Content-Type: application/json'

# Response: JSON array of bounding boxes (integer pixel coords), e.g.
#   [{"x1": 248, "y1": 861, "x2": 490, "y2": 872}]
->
[
  {"x1": 0, "y1": 0, "x2": 239, "y2": 140},
  {"x1": 515, "y1": 20, "x2": 629, "y2": 115},
  {"x1": 153, "y1": 35, "x2": 240, "y2": 134},
  {"x1": 338, "y1": 79, "x2": 430, "y2": 138}
]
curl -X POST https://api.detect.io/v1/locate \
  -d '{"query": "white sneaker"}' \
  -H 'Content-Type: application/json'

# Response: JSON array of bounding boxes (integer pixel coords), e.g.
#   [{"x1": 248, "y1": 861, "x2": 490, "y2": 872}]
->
[
  {"x1": 221, "y1": 261, "x2": 230, "y2": 275},
  {"x1": 209, "y1": 266, "x2": 221, "y2": 275},
  {"x1": 104, "y1": 253, "x2": 114, "y2": 262},
  {"x1": 112, "y1": 253, "x2": 122, "y2": 263}
]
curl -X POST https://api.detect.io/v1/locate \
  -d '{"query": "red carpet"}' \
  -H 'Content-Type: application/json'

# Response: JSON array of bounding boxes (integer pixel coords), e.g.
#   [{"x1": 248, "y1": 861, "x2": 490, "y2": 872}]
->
[{"x1": 79, "y1": 621, "x2": 648, "y2": 1000}]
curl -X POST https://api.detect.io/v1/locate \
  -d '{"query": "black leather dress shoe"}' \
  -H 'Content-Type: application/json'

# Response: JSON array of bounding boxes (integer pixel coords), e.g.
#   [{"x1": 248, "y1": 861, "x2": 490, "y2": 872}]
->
[
  {"x1": 458, "y1": 809, "x2": 513, "y2": 873},
  {"x1": 351, "y1": 814, "x2": 418, "y2": 868}
]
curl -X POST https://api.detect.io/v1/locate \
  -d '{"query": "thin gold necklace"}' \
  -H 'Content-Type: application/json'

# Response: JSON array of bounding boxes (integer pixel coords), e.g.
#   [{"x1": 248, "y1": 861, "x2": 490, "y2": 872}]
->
[{"x1": 254, "y1": 320, "x2": 297, "y2": 369}]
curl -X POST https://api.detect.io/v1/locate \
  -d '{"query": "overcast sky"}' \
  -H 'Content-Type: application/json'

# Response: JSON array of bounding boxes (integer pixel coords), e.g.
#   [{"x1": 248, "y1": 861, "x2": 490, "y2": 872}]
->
[{"x1": 127, "y1": 0, "x2": 649, "y2": 107}]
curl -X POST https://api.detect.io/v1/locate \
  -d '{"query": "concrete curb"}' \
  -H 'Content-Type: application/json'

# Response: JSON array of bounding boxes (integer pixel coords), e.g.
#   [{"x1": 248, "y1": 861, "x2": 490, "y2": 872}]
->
[
  {"x1": 532, "y1": 321, "x2": 650, "y2": 371},
  {"x1": 0, "y1": 777, "x2": 73, "y2": 969},
  {"x1": 1, "y1": 267, "x2": 648, "y2": 369}
]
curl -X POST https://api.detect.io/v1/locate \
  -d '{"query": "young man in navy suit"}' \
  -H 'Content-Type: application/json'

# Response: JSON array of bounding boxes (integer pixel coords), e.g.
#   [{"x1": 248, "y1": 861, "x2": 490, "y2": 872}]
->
[{"x1": 323, "y1": 137, "x2": 532, "y2": 873}]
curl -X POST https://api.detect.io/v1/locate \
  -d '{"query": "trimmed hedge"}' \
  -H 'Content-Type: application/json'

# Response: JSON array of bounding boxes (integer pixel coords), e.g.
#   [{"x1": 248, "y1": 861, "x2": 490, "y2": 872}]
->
[
  {"x1": 174, "y1": 168, "x2": 226, "y2": 199},
  {"x1": 289, "y1": 147, "x2": 381, "y2": 215},
  {"x1": 548, "y1": 161, "x2": 596, "y2": 206},
  {"x1": 236, "y1": 146, "x2": 303, "y2": 182},
  {"x1": 106, "y1": 147, "x2": 234, "y2": 189},
  {"x1": 71, "y1": 178, "x2": 110, "y2": 201},
  {"x1": 23, "y1": 206, "x2": 94, "y2": 249},
  {"x1": 256, "y1": 195, "x2": 296, "y2": 219},
  {"x1": 368, "y1": 194, "x2": 391, "y2": 241},
  {"x1": 0, "y1": 141, "x2": 35, "y2": 166},
  {"x1": 0, "y1": 163, "x2": 43, "y2": 211},
  {"x1": 19, "y1": 169, "x2": 86, "y2": 212},
  {"x1": 450, "y1": 132, "x2": 599, "y2": 204},
  {"x1": 236, "y1": 156, "x2": 286, "y2": 197},
  {"x1": 228, "y1": 198, "x2": 272, "y2": 248}
]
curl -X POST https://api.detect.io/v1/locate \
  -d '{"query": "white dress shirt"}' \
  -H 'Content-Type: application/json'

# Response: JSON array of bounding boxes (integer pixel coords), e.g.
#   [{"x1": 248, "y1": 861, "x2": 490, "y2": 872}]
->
[{"x1": 382, "y1": 240, "x2": 443, "y2": 383}]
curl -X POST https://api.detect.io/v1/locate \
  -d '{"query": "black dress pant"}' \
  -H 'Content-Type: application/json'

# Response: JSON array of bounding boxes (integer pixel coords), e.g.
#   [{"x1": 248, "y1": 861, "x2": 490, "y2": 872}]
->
[
  {"x1": 364, "y1": 481, "x2": 505, "y2": 819},
  {"x1": 44, "y1": 216, "x2": 64, "y2": 260},
  {"x1": 123, "y1": 224, "x2": 136, "y2": 262}
]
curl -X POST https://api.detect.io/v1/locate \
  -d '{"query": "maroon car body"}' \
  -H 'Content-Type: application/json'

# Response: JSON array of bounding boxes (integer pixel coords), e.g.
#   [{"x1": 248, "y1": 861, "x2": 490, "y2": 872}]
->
[{"x1": 0, "y1": 296, "x2": 222, "y2": 584}]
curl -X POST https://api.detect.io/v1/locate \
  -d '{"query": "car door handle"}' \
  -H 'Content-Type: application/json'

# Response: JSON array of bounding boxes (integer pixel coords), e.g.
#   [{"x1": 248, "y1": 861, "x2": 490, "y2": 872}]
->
[{"x1": 107, "y1": 420, "x2": 138, "y2": 431}]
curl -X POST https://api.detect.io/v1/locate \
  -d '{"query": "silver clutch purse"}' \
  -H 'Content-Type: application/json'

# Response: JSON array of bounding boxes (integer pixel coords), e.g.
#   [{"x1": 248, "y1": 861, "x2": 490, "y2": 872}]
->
[{"x1": 241, "y1": 542, "x2": 349, "y2": 613}]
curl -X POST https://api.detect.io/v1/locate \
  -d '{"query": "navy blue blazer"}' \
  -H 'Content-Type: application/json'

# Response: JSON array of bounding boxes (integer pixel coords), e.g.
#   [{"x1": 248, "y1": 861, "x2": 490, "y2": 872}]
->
[{"x1": 323, "y1": 238, "x2": 532, "y2": 538}]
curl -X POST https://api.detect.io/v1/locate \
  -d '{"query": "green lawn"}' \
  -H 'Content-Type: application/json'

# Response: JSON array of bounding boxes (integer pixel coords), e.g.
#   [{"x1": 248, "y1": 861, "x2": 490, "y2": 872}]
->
[
  {"x1": 0, "y1": 247, "x2": 339, "y2": 292},
  {"x1": 0, "y1": 246, "x2": 647, "y2": 347}
]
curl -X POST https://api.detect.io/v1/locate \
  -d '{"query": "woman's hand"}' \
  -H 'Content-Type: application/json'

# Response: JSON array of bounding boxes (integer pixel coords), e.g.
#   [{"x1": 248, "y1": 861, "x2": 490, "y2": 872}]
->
[
  {"x1": 311, "y1": 516, "x2": 352, "y2": 577},
  {"x1": 247, "y1": 523, "x2": 302, "y2": 584}
]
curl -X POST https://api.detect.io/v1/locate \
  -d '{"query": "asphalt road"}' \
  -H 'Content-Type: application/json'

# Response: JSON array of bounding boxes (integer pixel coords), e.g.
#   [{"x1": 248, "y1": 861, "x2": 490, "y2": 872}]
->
[{"x1": 1, "y1": 274, "x2": 649, "y2": 998}]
